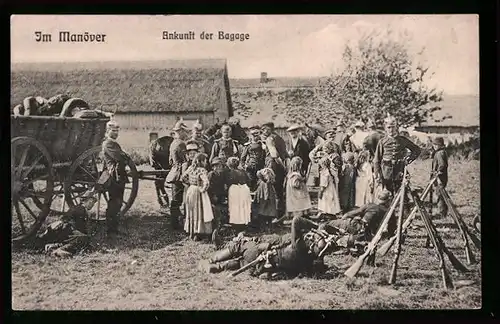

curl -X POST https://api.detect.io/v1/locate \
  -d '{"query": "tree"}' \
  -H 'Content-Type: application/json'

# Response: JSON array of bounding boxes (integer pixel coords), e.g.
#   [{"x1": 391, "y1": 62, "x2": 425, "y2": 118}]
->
[{"x1": 315, "y1": 28, "x2": 443, "y2": 128}]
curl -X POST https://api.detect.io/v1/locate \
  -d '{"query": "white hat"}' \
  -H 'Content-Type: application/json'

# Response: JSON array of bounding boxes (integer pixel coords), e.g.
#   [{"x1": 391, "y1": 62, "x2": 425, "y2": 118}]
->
[
  {"x1": 354, "y1": 120, "x2": 365, "y2": 128},
  {"x1": 287, "y1": 124, "x2": 302, "y2": 132},
  {"x1": 172, "y1": 118, "x2": 188, "y2": 131}
]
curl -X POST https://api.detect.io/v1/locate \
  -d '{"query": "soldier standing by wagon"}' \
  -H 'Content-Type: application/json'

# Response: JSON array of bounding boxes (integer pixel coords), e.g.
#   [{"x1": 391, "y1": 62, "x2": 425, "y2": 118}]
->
[
  {"x1": 166, "y1": 119, "x2": 190, "y2": 230},
  {"x1": 101, "y1": 119, "x2": 129, "y2": 237},
  {"x1": 373, "y1": 114, "x2": 422, "y2": 197},
  {"x1": 240, "y1": 126, "x2": 266, "y2": 191}
]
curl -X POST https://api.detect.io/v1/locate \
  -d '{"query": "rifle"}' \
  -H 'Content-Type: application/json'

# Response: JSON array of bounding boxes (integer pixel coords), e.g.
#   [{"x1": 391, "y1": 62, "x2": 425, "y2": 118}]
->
[
  {"x1": 378, "y1": 176, "x2": 439, "y2": 256},
  {"x1": 409, "y1": 189, "x2": 469, "y2": 273},
  {"x1": 412, "y1": 191, "x2": 454, "y2": 289},
  {"x1": 388, "y1": 167, "x2": 407, "y2": 284},
  {"x1": 228, "y1": 249, "x2": 277, "y2": 278},
  {"x1": 426, "y1": 174, "x2": 434, "y2": 247},
  {"x1": 344, "y1": 184, "x2": 403, "y2": 278},
  {"x1": 436, "y1": 184, "x2": 479, "y2": 263}
]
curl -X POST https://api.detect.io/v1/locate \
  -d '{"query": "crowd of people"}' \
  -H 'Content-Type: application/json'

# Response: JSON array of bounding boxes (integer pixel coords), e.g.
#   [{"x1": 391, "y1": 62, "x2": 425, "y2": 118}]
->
[{"x1": 36, "y1": 112, "x2": 453, "y2": 277}]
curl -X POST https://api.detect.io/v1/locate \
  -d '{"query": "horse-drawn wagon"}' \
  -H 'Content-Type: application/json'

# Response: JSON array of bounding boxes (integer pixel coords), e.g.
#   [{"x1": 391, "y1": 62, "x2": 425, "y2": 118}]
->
[{"x1": 11, "y1": 114, "x2": 142, "y2": 243}]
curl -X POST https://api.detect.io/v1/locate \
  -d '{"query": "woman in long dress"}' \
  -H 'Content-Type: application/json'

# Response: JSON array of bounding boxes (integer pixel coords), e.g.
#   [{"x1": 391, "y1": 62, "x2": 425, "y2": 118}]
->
[
  {"x1": 339, "y1": 152, "x2": 356, "y2": 212},
  {"x1": 226, "y1": 157, "x2": 252, "y2": 229},
  {"x1": 180, "y1": 153, "x2": 214, "y2": 241},
  {"x1": 317, "y1": 156, "x2": 341, "y2": 217},
  {"x1": 355, "y1": 150, "x2": 374, "y2": 207}
]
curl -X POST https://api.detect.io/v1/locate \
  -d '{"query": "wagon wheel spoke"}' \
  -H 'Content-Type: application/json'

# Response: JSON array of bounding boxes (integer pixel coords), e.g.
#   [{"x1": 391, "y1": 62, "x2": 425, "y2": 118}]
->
[
  {"x1": 21, "y1": 154, "x2": 43, "y2": 179},
  {"x1": 102, "y1": 192, "x2": 109, "y2": 203},
  {"x1": 16, "y1": 146, "x2": 30, "y2": 177},
  {"x1": 13, "y1": 200, "x2": 27, "y2": 234},
  {"x1": 77, "y1": 165, "x2": 98, "y2": 181},
  {"x1": 91, "y1": 155, "x2": 101, "y2": 174},
  {"x1": 18, "y1": 198, "x2": 39, "y2": 221}
]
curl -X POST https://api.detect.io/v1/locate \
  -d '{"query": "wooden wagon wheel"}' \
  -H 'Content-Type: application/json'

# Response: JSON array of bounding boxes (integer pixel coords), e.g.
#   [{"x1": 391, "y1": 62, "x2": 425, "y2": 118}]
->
[
  {"x1": 64, "y1": 146, "x2": 139, "y2": 219},
  {"x1": 11, "y1": 137, "x2": 54, "y2": 243}
]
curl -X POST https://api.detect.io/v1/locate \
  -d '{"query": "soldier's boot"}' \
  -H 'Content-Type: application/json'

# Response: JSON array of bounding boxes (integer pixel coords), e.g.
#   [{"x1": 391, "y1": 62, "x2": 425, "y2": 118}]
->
[
  {"x1": 208, "y1": 248, "x2": 234, "y2": 264},
  {"x1": 198, "y1": 259, "x2": 240, "y2": 274}
]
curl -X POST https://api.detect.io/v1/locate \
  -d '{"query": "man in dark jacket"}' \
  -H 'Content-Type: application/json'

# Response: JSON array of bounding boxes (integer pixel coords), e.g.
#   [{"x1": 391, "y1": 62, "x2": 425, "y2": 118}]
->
[
  {"x1": 199, "y1": 215, "x2": 332, "y2": 278},
  {"x1": 101, "y1": 119, "x2": 129, "y2": 237},
  {"x1": 285, "y1": 124, "x2": 310, "y2": 176},
  {"x1": 167, "y1": 119, "x2": 189, "y2": 230},
  {"x1": 431, "y1": 137, "x2": 449, "y2": 218},
  {"x1": 363, "y1": 118, "x2": 384, "y2": 159},
  {"x1": 373, "y1": 114, "x2": 422, "y2": 196}
]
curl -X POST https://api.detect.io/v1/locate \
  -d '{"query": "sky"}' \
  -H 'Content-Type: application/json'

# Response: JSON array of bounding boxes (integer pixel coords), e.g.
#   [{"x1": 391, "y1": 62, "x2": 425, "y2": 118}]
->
[{"x1": 11, "y1": 15, "x2": 479, "y2": 95}]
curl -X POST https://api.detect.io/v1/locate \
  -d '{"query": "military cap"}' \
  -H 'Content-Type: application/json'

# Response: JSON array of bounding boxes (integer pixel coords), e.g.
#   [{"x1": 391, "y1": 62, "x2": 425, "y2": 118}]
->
[
  {"x1": 335, "y1": 120, "x2": 345, "y2": 128},
  {"x1": 324, "y1": 129, "x2": 336, "y2": 136},
  {"x1": 106, "y1": 118, "x2": 120, "y2": 130},
  {"x1": 261, "y1": 122, "x2": 275, "y2": 129},
  {"x1": 193, "y1": 119, "x2": 203, "y2": 131},
  {"x1": 432, "y1": 137, "x2": 445, "y2": 147},
  {"x1": 384, "y1": 113, "x2": 397, "y2": 126},
  {"x1": 354, "y1": 120, "x2": 365, "y2": 128},
  {"x1": 186, "y1": 141, "x2": 199, "y2": 151},
  {"x1": 249, "y1": 125, "x2": 261, "y2": 135},
  {"x1": 377, "y1": 189, "x2": 392, "y2": 202},
  {"x1": 286, "y1": 124, "x2": 302, "y2": 132},
  {"x1": 366, "y1": 119, "x2": 376, "y2": 129},
  {"x1": 172, "y1": 119, "x2": 189, "y2": 131}
]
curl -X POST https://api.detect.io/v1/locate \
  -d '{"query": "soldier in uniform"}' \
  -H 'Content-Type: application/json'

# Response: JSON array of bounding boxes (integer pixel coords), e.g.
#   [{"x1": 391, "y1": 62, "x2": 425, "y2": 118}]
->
[
  {"x1": 167, "y1": 119, "x2": 190, "y2": 230},
  {"x1": 241, "y1": 126, "x2": 266, "y2": 191},
  {"x1": 101, "y1": 118, "x2": 129, "y2": 237},
  {"x1": 319, "y1": 189, "x2": 395, "y2": 241},
  {"x1": 190, "y1": 119, "x2": 212, "y2": 156},
  {"x1": 430, "y1": 137, "x2": 449, "y2": 218},
  {"x1": 199, "y1": 215, "x2": 332, "y2": 278},
  {"x1": 373, "y1": 114, "x2": 422, "y2": 196},
  {"x1": 209, "y1": 124, "x2": 240, "y2": 165},
  {"x1": 34, "y1": 205, "x2": 90, "y2": 257}
]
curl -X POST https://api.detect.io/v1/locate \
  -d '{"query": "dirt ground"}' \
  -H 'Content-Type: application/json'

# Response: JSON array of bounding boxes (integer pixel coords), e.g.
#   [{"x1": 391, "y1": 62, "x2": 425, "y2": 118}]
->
[{"x1": 11, "y1": 159, "x2": 481, "y2": 310}]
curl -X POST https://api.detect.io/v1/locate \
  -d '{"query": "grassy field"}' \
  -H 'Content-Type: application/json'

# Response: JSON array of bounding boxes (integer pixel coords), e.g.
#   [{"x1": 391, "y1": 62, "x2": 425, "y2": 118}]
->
[{"x1": 11, "y1": 159, "x2": 481, "y2": 310}]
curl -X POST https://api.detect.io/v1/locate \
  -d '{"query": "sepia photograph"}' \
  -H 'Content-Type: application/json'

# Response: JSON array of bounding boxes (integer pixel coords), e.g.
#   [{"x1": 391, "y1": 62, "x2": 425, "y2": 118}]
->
[{"x1": 10, "y1": 14, "x2": 480, "y2": 310}]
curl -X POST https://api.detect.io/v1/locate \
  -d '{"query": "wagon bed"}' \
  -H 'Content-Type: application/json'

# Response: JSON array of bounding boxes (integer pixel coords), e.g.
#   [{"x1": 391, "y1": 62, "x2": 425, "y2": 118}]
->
[{"x1": 11, "y1": 115, "x2": 139, "y2": 244}]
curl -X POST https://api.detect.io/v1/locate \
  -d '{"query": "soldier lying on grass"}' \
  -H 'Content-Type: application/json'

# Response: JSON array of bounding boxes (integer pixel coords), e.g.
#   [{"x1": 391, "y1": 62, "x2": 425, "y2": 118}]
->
[
  {"x1": 32, "y1": 205, "x2": 90, "y2": 258},
  {"x1": 198, "y1": 215, "x2": 337, "y2": 279}
]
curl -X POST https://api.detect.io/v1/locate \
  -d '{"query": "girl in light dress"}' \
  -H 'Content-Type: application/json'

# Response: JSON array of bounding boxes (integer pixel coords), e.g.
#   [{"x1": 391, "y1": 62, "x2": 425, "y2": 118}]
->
[
  {"x1": 355, "y1": 150, "x2": 374, "y2": 207},
  {"x1": 317, "y1": 156, "x2": 341, "y2": 217},
  {"x1": 180, "y1": 153, "x2": 214, "y2": 241},
  {"x1": 285, "y1": 156, "x2": 312, "y2": 219},
  {"x1": 226, "y1": 157, "x2": 252, "y2": 230},
  {"x1": 253, "y1": 167, "x2": 277, "y2": 230}
]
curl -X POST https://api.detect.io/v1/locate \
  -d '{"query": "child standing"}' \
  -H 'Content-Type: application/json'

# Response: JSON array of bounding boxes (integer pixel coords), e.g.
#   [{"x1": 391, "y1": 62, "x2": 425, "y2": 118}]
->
[
  {"x1": 339, "y1": 152, "x2": 356, "y2": 212},
  {"x1": 207, "y1": 157, "x2": 228, "y2": 227},
  {"x1": 355, "y1": 150, "x2": 374, "y2": 207},
  {"x1": 180, "y1": 141, "x2": 200, "y2": 214},
  {"x1": 317, "y1": 156, "x2": 341, "y2": 218},
  {"x1": 285, "y1": 156, "x2": 312, "y2": 219},
  {"x1": 180, "y1": 153, "x2": 214, "y2": 241},
  {"x1": 226, "y1": 157, "x2": 252, "y2": 230},
  {"x1": 253, "y1": 168, "x2": 277, "y2": 230}
]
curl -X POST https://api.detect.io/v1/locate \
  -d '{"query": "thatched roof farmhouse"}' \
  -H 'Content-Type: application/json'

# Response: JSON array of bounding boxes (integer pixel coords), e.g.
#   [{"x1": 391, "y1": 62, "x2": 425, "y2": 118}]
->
[{"x1": 11, "y1": 59, "x2": 233, "y2": 131}]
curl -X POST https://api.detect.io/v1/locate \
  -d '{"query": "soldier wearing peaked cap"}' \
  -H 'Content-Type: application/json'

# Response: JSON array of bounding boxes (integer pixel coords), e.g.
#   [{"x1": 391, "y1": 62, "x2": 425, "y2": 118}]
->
[
  {"x1": 373, "y1": 114, "x2": 421, "y2": 197},
  {"x1": 209, "y1": 123, "x2": 240, "y2": 165},
  {"x1": 167, "y1": 118, "x2": 190, "y2": 230},
  {"x1": 241, "y1": 126, "x2": 266, "y2": 191},
  {"x1": 101, "y1": 118, "x2": 129, "y2": 238}
]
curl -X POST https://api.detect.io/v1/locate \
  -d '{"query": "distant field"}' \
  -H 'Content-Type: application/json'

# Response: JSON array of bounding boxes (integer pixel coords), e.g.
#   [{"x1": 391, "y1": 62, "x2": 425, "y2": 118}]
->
[{"x1": 11, "y1": 159, "x2": 481, "y2": 310}]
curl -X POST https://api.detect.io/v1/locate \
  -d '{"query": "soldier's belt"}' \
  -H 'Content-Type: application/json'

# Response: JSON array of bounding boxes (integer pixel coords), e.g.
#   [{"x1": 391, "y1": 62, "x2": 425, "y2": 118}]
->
[{"x1": 381, "y1": 159, "x2": 403, "y2": 164}]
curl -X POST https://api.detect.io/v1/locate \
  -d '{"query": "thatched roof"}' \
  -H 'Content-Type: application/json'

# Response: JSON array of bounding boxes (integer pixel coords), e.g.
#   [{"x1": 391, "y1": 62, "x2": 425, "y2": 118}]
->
[
  {"x1": 230, "y1": 76, "x2": 324, "y2": 89},
  {"x1": 11, "y1": 59, "x2": 231, "y2": 113}
]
